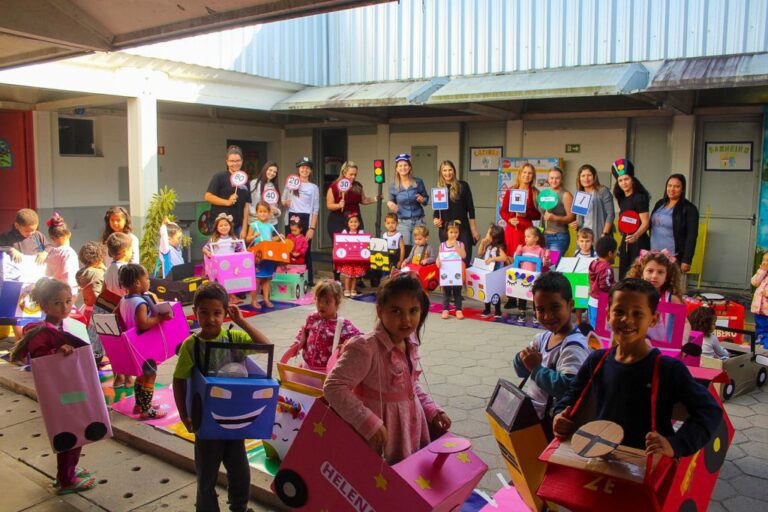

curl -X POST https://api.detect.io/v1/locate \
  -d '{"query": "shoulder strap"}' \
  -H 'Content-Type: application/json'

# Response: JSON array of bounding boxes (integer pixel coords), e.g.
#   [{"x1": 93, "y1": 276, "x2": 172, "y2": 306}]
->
[
  {"x1": 330, "y1": 316, "x2": 344, "y2": 355},
  {"x1": 566, "y1": 348, "x2": 612, "y2": 419},
  {"x1": 645, "y1": 353, "x2": 663, "y2": 482}
]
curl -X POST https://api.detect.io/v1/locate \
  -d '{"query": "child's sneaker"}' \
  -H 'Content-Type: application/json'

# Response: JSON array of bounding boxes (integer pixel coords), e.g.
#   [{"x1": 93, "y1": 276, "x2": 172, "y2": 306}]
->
[
  {"x1": 57, "y1": 476, "x2": 96, "y2": 495},
  {"x1": 140, "y1": 408, "x2": 167, "y2": 420},
  {"x1": 455, "y1": 310, "x2": 464, "y2": 320},
  {"x1": 441, "y1": 310, "x2": 450, "y2": 319}
]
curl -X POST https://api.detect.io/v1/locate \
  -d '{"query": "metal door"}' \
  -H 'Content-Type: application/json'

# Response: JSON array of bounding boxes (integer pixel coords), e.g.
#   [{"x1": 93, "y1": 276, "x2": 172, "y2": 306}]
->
[
  {"x1": 410, "y1": 146, "x2": 438, "y2": 188},
  {"x1": 694, "y1": 118, "x2": 762, "y2": 289},
  {"x1": 0, "y1": 110, "x2": 35, "y2": 229}
]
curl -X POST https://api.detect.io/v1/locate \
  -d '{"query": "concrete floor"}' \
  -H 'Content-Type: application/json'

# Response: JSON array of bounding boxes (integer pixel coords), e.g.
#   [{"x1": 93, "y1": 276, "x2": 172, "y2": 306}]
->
[{"x1": 2, "y1": 293, "x2": 767, "y2": 511}]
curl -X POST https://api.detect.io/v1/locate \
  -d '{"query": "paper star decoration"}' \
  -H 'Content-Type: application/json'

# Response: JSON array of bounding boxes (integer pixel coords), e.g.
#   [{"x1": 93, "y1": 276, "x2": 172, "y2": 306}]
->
[
  {"x1": 374, "y1": 473, "x2": 388, "y2": 490},
  {"x1": 415, "y1": 475, "x2": 431, "y2": 490},
  {"x1": 456, "y1": 452, "x2": 471, "y2": 464},
  {"x1": 313, "y1": 421, "x2": 326, "y2": 437}
]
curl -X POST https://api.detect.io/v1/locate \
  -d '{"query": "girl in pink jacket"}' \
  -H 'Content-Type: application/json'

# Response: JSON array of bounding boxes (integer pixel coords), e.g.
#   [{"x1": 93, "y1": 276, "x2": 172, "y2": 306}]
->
[{"x1": 324, "y1": 273, "x2": 451, "y2": 463}]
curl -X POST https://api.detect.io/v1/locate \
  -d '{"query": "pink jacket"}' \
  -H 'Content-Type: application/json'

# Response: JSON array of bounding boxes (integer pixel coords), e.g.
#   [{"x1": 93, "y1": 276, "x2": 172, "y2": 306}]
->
[
  {"x1": 324, "y1": 324, "x2": 441, "y2": 463},
  {"x1": 751, "y1": 269, "x2": 768, "y2": 316},
  {"x1": 514, "y1": 244, "x2": 549, "y2": 271}
]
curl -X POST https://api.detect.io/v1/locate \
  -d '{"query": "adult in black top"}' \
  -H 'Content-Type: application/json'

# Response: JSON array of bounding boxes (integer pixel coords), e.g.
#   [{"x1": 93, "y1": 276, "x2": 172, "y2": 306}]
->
[
  {"x1": 651, "y1": 174, "x2": 700, "y2": 273},
  {"x1": 612, "y1": 159, "x2": 651, "y2": 279},
  {"x1": 203, "y1": 145, "x2": 251, "y2": 236},
  {"x1": 432, "y1": 160, "x2": 479, "y2": 266}
]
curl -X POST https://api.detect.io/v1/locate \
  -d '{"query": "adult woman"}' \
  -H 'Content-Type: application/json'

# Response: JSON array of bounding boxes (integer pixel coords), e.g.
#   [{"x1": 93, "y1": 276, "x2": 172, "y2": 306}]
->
[
  {"x1": 243, "y1": 161, "x2": 281, "y2": 236},
  {"x1": 326, "y1": 160, "x2": 377, "y2": 239},
  {"x1": 542, "y1": 166, "x2": 575, "y2": 256},
  {"x1": 612, "y1": 159, "x2": 651, "y2": 279},
  {"x1": 500, "y1": 163, "x2": 541, "y2": 308},
  {"x1": 386, "y1": 153, "x2": 429, "y2": 253},
  {"x1": 569, "y1": 164, "x2": 615, "y2": 240},
  {"x1": 204, "y1": 145, "x2": 251, "y2": 236},
  {"x1": 432, "y1": 160, "x2": 479, "y2": 266},
  {"x1": 282, "y1": 157, "x2": 320, "y2": 286},
  {"x1": 651, "y1": 174, "x2": 700, "y2": 272}
]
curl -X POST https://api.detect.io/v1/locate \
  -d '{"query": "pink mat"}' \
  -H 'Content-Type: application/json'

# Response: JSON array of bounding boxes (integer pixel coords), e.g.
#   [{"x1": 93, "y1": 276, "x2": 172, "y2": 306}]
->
[{"x1": 110, "y1": 387, "x2": 180, "y2": 427}]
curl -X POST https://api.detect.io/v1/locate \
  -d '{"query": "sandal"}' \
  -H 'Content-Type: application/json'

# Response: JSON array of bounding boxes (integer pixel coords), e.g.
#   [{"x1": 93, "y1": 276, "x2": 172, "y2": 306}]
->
[
  {"x1": 140, "y1": 408, "x2": 167, "y2": 420},
  {"x1": 112, "y1": 376, "x2": 125, "y2": 388},
  {"x1": 133, "y1": 402, "x2": 160, "y2": 415},
  {"x1": 344, "y1": 291, "x2": 351, "y2": 298},
  {"x1": 263, "y1": 301, "x2": 274, "y2": 309},
  {"x1": 57, "y1": 476, "x2": 96, "y2": 495},
  {"x1": 250, "y1": 301, "x2": 262, "y2": 310},
  {"x1": 53, "y1": 467, "x2": 90, "y2": 487}
]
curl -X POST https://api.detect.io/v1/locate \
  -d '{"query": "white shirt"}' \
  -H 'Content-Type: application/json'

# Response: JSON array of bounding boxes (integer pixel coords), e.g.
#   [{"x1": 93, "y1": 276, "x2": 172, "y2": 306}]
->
[
  {"x1": 382, "y1": 231, "x2": 403, "y2": 250},
  {"x1": 283, "y1": 182, "x2": 320, "y2": 215}
]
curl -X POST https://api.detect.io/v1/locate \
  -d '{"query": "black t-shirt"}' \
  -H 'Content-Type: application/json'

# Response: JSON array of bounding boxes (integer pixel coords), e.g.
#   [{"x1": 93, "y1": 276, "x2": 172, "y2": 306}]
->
[
  {"x1": 432, "y1": 180, "x2": 476, "y2": 224},
  {"x1": 206, "y1": 170, "x2": 250, "y2": 229},
  {"x1": 617, "y1": 191, "x2": 650, "y2": 240}
]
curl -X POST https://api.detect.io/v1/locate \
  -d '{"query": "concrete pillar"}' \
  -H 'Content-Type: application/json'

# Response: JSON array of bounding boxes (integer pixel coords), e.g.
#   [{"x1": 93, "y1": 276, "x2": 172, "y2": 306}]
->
[
  {"x1": 670, "y1": 115, "x2": 696, "y2": 183},
  {"x1": 33, "y1": 111, "x2": 54, "y2": 208},
  {"x1": 506, "y1": 119, "x2": 524, "y2": 156},
  {"x1": 377, "y1": 123, "x2": 391, "y2": 161},
  {"x1": 126, "y1": 94, "x2": 158, "y2": 233}
]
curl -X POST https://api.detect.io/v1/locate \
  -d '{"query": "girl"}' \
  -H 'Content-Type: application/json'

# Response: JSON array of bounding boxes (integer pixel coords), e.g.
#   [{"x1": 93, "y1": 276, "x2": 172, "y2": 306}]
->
[
  {"x1": 626, "y1": 249, "x2": 687, "y2": 342},
  {"x1": 45, "y1": 213, "x2": 79, "y2": 297},
  {"x1": 10, "y1": 278, "x2": 96, "y2": 495},
  {"x1": 477, "y1": 224, "x2": 508, "y2": 318},
  {"x1": 437, "y1": 221, "x2": 467, "y2": 320},
  {"x1": 612, "y1": 159, "x2": 651, "y2": 279},
  {"x1": 751, "y1": 252, "x2": 768, "y2": 348},
  {"x1": 283, "y1": 157, "x2": 320, "y2": 287},
  {"x1": 336, "y1": 213, "x2": 368, "y2": 297},
  {"x1": 286, "y1": 220, "x2": 308, "y2": 265},
  {"x1": 689, "y1": 306, "x2": 729, "y2": 360},
  {"x1": 293, "y1": 280, "x2": 362, "y2": 372},
  {"x1": 101, "y1": 206, "x2": 140, "y2": 266},
  {"x1": 244, "y1": 202, "x2": 281, "y2": 309},
  {"x1": 500, "y1": 163, "x2": 541, "y2": 308},
  {"x1": 117, "y1": 264, "x2": 170, "y2": 419},
  {"x1": 203, "y1": 213, "x2": 245, "y2": 304},
  {"x1": 245, "y1": 161, "x2": 281, "y2": 234},
  {"x1": 324, "y1": 273, "x2": 451, "y2": 463},
  {"x1": 513, "y1": 227, "x2": 550, "y2": 321}
]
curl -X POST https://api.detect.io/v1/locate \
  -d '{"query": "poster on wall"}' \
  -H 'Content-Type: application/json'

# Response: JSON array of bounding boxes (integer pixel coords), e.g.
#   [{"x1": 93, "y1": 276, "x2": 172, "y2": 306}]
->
[
  {"x1": 496, "y1": 157, "x2": 563, "y2": 223},
  {"x1": 470, "y1": 146, "x2": 503, "y2": 172},
  {"x1": 705, "y1": 142, "x2": 753, "y2": 172}
]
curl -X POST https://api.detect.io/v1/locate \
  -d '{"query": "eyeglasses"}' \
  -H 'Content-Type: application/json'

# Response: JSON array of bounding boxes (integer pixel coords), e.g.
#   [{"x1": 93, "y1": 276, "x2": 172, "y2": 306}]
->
[{"x1": 227, "y1": 159, "x2": 243, "y2": 163}]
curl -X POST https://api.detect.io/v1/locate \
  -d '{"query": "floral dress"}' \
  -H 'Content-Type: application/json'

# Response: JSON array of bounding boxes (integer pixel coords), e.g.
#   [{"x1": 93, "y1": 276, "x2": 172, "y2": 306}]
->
[
  {"x1": 335, "y1": 229, "x2": 368, "y2": 278},
  {"x1": 296, "y1": 312, "x2": 362, "y2": 370}
]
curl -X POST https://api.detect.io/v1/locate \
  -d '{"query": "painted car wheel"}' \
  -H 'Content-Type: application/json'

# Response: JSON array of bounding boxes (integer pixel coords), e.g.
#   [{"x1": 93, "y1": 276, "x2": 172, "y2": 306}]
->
[
  {"x1": 703, "y1": 418, "x2": 729, "y2": 474},
  {"x1": 723, "y1": 379, "x2": 735, "y2": 400},
  {"x1": 757, "y1": 367, "x2": 767, "y2": 388},
  {"x1": 53, "y1": 432, "x2": 78, "y2": 452},
  {"x1": 274, "y1": 469, "x2": 308, "y2": 508},
  {"x1": 85, "y1": 421, "x2": 108, "y2": 442},
  {"x1": 295, "y1": 285, "x2": 301, "y2": 298},
  {"x1": 677, "y1": 499, "x2": 698, "y2": 512},
  {"x1": 426, "y1": 279, "x2": 438, "y2": 292},
  {"x1": 466, "y1": 288, "x2": 474, "y2": 298}
]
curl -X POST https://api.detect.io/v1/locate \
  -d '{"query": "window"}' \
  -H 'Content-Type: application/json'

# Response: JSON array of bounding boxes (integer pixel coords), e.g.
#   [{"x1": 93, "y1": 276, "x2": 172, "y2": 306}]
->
[{"x1": 58, "y1": 117, "x2": 95, "y2": 155}]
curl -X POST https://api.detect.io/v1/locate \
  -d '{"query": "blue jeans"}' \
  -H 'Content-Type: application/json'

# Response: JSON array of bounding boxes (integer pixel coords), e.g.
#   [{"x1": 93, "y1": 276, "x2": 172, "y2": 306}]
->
[
  {"x1": 755, "y1": 314, "x2": 768, "y2": 348},
  {"x1": 588, "y1": 305, "x2": 598, "y2": 330},
  {"x1": 397, "y1": 216, "x2": 426, "y2": 246},
  {"x1": 545, "y1": 232, "x2": 570, "y2": 258}
]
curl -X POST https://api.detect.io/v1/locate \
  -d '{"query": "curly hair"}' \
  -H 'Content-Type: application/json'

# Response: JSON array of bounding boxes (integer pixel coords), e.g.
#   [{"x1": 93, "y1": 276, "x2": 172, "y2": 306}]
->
[
  {"x1": 625, "y1": 251, "x2": 684, "y2": 298},
  {"x1": 78, "y1": 241, "x2": 105, "y2": 266},
  {"x1": 688, "y1": 306, "x2": 716, "y2": 336},
  {"x1": 118, "y1": 263, "x2": 147, "y2": 291}
]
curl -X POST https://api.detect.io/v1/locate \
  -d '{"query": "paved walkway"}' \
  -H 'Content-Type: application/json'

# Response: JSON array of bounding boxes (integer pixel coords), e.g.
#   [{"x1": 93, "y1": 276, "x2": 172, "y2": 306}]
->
[{"x1": 2, "y1": 296, "x2": 767, "y2": 510}]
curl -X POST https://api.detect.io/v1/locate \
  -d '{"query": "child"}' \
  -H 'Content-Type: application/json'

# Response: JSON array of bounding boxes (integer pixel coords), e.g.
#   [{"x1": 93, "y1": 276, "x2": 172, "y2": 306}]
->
[
  {"x1": 401, "y1": 225, "x2": 436, "y2": 267},
  {"x1": 203, "y1": 213, "x2": 245, "y2": 305},
  {"x1": 101, "y1": 206, "x2": 139, "y2": 265},
  {"x1": 626, "y1": 249, "x2": 687, "y2": 342},
  {"x1": 173, "y1": 282, "x2": 272, "y2": 512},
  {"x1": 117, "y1": 264, "x2": 171, "y2": 419},
  {"x1": 103, "y1": 232, "x2": 134, "y2": 388},
  {"x1": 325, "y1": 273, "x2": 451, "y2": 463},
  {"x1": 294, "y1": 280, "x2": 362, "y2": 371},
  {"x1": 689, "y1": 306, "x2": 729, "y2": 360},
  {"x1": 587, "y1": 236, "x2": 618, "y2": 328},
  {"x1": 383, "y1": 213, "x2": 405, "y2": 270},
  {"x1": 751, "y1": 252, "x2": 768, "y2": 348},
  {"x1": 45, "y1": 213, "x2": 79, "y2": 297},
  {"x1": 436, "y1": 221, "x2": 467, "y2": 320},
  {"x1": 10, "y1": 278, "x2": 96, "y2": 495},
  {"x1": 553, "y1": 279, "x2": 723, "y2": 459},
  {"x1": 157, "y1": 217, "x2": 184, "y2": 278},
  {"x1": 0, "y1": 208, "x2": 49, "y2": 264},
  {"x1": 76, "y1": 241, "x2": 107, "y2": 357},
  {"x1": 286, "y1": 220, "x2": 308, "y2": 265},
  {"x1": 574, "y1": 227, "x2": 596, "y2": 257},
  {"x1": 510, "y1": 227, "x2": 550, "y2": 319},
  {"x1": 244, "y1": 202, "x2": 281, "y2": 309},
  {"x1": 477, "y1": 224, "x2": 508, "y2": 318},
  {"x1": 336, "y1": 213, "x2": 368, "y2": 297},
  {"x1": 513, "y1": 272, "x2": 589, "y2": 439}
]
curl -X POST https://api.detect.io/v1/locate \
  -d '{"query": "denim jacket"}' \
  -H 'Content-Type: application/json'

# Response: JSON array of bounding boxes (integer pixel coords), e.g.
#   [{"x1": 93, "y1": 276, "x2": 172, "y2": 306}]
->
[{"x1": 389, "y1": 177, "x2": 429, "y2": 220}]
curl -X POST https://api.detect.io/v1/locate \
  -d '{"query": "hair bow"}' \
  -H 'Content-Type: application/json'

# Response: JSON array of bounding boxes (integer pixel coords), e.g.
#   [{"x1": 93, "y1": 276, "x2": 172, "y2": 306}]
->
[
  {"x1": 639, "y1": 248, "x2": 676, "y2": 263},
  {"x1": 214, "y1": 213, "x2": 234, "y2": 223},
  {"x1": 46, "y1": 212, "x2": 63, "y2": 228}
]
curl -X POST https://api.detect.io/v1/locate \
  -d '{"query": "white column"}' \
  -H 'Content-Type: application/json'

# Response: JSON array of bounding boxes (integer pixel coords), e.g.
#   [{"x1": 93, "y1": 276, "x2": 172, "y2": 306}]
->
[
  {"x1": 377, "y1": 123, "x2": 391, "y2": 161},
  {"x1": 33, "y1": 111, "x2": 54, "y2": 209},
  {"x1": 670, "y1": 115, "x2": 696, "y2": 183},
  {"x1": 126, "y1": 94, "x2": 158, "y2": 233},
  {"x1": 506, "y1": 119, "x2": 524, "y2": 156}
]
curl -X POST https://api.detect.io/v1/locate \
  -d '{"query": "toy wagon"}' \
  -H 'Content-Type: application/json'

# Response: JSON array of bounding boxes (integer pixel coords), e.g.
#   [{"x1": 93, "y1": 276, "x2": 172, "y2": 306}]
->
[
  {"x1": 466, "y1": 258, "x2": 513, "y2": 305},
  {"x1": 700, "y1": 327, "x2": 768, "y2": 400},
  {"x1": 400, "y1": 263, "x2": 440, "y2": 292},
  {"x1": 187, "y1": 341, "x2": 279, "y2": 440},
  {"x1": 272, "y1": 399, "x2": 487, "y2": 511},
  {"x1": 333, "y1": 233, "x2": 372, "y2": 264},
  {"x1": 270, "y1": 265, "x2": 309, "y2": 301}
]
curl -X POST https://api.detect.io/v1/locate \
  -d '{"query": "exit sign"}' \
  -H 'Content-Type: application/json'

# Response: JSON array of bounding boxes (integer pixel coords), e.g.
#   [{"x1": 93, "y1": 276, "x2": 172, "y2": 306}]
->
[{"x1": 565, "y1": 144, "x2": 581, "y2": 153}]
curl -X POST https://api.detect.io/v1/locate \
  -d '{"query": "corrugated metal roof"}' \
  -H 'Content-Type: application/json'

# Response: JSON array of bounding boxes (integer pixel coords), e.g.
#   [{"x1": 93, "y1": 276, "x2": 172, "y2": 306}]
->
[{"x1": 646, "y1": 53, "x2": 768, "y2": 91}]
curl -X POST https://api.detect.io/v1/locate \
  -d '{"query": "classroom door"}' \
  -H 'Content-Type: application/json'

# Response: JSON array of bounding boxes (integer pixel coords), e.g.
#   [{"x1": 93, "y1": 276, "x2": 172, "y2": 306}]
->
[
  {"x1": 0, "y1": 110, "x2": 35, "y2": 229},
  {"x1": 694, "y1": 117, "x2": 762, "y2": 289}
]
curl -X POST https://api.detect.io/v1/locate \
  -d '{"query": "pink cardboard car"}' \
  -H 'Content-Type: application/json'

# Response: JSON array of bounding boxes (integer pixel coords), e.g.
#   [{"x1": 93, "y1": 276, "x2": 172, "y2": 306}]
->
[
  {"x1": 272, "y1": 399, "x2": 487, "y2": 511},
  {"x1": 204, "y1": 251, "x2": 257, "y2": 293}
]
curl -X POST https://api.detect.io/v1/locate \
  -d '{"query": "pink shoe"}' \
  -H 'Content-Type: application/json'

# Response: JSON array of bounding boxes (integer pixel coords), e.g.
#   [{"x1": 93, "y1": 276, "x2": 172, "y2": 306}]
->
[
  {"x1": 456, "y1": 310, "x2": 464, "y2": 320},
  {"x1": 441, "y1": 310, "x2": 450, "y2": 319}
]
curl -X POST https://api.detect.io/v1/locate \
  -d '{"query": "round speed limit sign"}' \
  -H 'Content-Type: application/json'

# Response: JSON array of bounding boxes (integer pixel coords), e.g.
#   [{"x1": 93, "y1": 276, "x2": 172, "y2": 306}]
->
[
  {"x1": 230, "y1": 170, "x2": 249, "y2": 188},
  {"x1": 285, "y1": 174, "x2": 301, "y2": 191},
  {"x1": 262, "y1": 188, "x2": 279, "y2": 205},
  {"x1": 337, "y1": 178, "x2": 351, "y2": 192}
]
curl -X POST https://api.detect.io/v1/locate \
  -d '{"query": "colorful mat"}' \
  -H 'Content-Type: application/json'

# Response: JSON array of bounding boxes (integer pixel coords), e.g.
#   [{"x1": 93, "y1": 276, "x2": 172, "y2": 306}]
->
[
  {"x1": 110, "y1": 387, "x2": 181, "y2": 427},
  {"x1": 239, "y1": 301, "x2": 300, "y2": 314}
]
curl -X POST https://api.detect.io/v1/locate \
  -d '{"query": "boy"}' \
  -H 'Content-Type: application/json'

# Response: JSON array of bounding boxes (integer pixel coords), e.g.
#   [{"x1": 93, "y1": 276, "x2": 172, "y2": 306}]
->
[
  {"x1": 574, "y1": 227, "x2": 595, "y2": 258},
  {"x1": 157, "y1": 218, "x2": 184, "y2": 278},
  {"x1": 402, "y1": 225, "x2": 435, "y2": 266},
  {"x1": 553, "y1": 279, "x2": 722, "y2": 458},
  {"x1": 513, "y1": 272, "x2": 589, "y2": 439},
  {"x1": 173, "y1": 282, "x2": 271, "y2": 512},
  {"x1": 587, "y1": 235, "x2": 617, "y2": 328},
  {"x1": 104, "y1": 232, "x2": 133, "y2": 297},
  {"x1": 76, "y1": 241, "x2": 107, "y2": 308},
  {"x1": 382, "y1": 213, "x2": 405, "y2": 270},
  {"x1": 0, "y1": 208, "x2": 49, "y2": 264}
]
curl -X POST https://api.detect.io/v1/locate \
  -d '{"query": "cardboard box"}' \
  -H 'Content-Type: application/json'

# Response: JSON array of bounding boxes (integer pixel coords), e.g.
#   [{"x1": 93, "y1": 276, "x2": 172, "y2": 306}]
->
[
  {"x1": 270, "y1": 269, "x2": 308, "y2": 301},
  {"x1": 333, "y1": 233, "x2": 372, "y2": 264},
  {"x1": 466, "y1": 259, "x2": 513, "y2": 305},
  {"x1": 556, "y1": 256, "x2": 595, "y2": 309},
  {"x1": 204, "y1": 252, "x2": 257, "y2": 293},
  {"x1": 400, "y1": 263, "x2": 440, "y2": 292},
  {"x1": 438, "y1": 251, "x2": 464, "y2": 287}
]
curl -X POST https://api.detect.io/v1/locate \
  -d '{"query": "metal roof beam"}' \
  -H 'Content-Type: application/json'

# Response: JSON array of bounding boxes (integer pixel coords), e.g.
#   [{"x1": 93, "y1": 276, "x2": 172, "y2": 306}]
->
[
  {"x1": 316, "y1": 109, "x2": 382, "y2": 124},
  {"x1": 35, "y1": 94, "x2": 125, "y2": 111},
  {"x1": 461, "y1": 102, "x2": 520, "y2": 119},
  {"x1": 631, "y1": 91, "x2": 694, "y2": 115}
]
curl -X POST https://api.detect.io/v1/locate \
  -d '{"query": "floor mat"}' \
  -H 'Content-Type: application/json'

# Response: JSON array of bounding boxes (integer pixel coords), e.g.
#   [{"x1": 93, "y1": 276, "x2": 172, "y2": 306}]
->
[
  {"x1": 351, "y1": 293, "x2": 377, "y2": 304},
  {"x1": 427, "y1": 303, "x2": 495, "y2": 322},
  {"x1": 110, "y1": 387, "x2": 180, "y2": 427}
]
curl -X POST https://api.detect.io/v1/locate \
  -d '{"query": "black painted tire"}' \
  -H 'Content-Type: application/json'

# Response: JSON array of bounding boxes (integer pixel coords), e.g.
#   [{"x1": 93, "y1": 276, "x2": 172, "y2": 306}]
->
[
  {"x1": 723, "y1": 379, "x2": 735, "y2": 400},
  {"x1": 274, "y1": 469, "x2": 308, "y2": 508},
  {"x1": 703, "y1": 418, "x2": 729, "y2": 474},
  {"x1": 757, "y1": 367, "x2": 767, "y2": 388}
]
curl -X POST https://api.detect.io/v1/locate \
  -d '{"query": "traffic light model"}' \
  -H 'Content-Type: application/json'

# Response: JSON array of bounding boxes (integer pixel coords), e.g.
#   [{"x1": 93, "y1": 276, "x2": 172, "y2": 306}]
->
[{"x1": 373, "y1": 159, "x2": 385, "y2": 184}]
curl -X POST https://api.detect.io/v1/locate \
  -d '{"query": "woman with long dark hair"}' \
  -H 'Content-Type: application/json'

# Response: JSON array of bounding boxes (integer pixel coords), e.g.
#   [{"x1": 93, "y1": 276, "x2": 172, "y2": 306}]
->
[
  {"x1": 569, "y1": 164, "x2": 615, "y2": 239},
  {"x1": 244, "y1": 161, "x2": 281, "y2": 235},
  {"x1": 651, "y1": 174, "x2": 699, "y2": 273},
  {"x1": 612, "y1": 159, "x2": 651, "y2": 278},
  {"x1": 432, "y1": 160, "x2": 479, "y2": 266}
]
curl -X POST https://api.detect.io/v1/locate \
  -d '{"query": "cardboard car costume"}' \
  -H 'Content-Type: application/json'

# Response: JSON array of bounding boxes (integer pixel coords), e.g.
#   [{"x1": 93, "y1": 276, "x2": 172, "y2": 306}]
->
[
  {"x1": 466, "y1": 258, "x2": 513, "y2": 305},
  {"x1": 333, "y1": 233, "x2": 372, "y2": 264}
]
